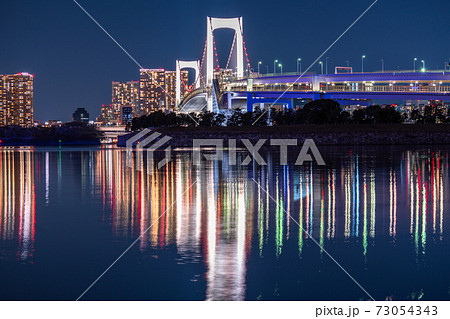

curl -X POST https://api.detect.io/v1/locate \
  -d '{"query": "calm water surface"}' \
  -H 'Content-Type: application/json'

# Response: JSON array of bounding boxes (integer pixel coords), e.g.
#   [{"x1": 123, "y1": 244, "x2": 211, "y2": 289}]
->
[{"x1": 0, "y1": 145, "x2": 449, "y2": 300}]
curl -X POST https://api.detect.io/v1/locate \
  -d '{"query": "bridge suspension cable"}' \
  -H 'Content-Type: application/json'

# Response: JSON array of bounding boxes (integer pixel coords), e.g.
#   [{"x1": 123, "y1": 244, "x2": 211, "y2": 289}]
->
[
  {"x1": 197, "y1": 36, "x2": 208, "y2": 87},
  {"x1": 239, "y1": 19, "x2": 252, "y2": 74},
  {"x1": 225, "y1": 32, "x2": 237, "y2": 70},
  {"x1": 209, "y1": 17, "x2": 221, "y2": 71}
]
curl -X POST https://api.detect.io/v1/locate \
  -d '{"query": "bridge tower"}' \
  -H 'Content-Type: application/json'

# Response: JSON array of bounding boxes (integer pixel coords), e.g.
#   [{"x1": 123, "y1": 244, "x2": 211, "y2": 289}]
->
[
  {"x1": 176, "y1": 60, "x2": 200, "y2": 105},
  {"x1": 206, "y1": 17, "x2": 244, "y2": 85}
]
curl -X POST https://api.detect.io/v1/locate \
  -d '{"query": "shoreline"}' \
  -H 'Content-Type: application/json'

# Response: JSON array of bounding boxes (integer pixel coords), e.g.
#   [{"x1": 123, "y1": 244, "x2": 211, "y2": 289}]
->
[
  {"x1": 0, "y1": 140, "x2": 100, "y2": 147},
  {"x1": 0, "y1": 123, "x2": 102, "y2": 147},
  {"x1": 117, "y1": 124, "x2": 450, "y2": 147},
  {"x1": 2, "y1": 124, "x2": 450, "y2": 147}
]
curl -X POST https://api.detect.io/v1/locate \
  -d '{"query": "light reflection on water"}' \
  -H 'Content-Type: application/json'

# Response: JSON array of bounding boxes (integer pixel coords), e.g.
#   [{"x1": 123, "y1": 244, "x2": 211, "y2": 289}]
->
[
  {"x1": 0, "y1": 146, "x2": 449, "y2": 300},
  {"x1": 0, "y1": 150, "x2": 35, "y2": 262}
]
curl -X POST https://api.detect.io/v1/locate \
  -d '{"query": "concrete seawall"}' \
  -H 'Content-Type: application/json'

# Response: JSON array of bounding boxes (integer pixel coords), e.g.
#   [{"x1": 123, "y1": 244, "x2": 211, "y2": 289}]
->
[{"x1": 117, "y1": 124, "x2": 450, "y2": 148}]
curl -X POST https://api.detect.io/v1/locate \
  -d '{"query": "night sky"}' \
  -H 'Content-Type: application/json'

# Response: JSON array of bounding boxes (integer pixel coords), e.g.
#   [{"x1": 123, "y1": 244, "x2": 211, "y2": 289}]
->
[{"x1": 2, "y1": 0, "x2": 450, "y2": 121}]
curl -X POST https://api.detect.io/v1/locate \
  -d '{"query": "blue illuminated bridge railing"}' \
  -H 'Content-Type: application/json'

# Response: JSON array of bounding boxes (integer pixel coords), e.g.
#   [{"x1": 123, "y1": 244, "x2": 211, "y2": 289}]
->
[
  {"x1": 234, "y1": 71, "x2": 450, "y2": 83},
  {"x1": 222, "y1": 72, "x2": 450, "y2": 102},
  {"x1": 227, "y1": 84, "x2": 450, "y2": 94}
]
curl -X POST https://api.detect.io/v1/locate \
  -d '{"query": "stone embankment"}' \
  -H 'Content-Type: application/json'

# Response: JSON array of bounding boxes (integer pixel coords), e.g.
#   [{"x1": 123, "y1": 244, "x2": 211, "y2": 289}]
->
[{"x1": 117, "y1": 124, "x2": 450, "y2": 148}]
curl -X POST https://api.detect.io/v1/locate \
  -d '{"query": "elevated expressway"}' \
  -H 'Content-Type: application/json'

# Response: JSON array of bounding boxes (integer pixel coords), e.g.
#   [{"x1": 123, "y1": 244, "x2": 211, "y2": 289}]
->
[
  {"x1": 227, "y1": 71, "x2": 450, "y2": 111},
  {"x1": 179, "y1": 71, "x2": 450, "y2": 112}
]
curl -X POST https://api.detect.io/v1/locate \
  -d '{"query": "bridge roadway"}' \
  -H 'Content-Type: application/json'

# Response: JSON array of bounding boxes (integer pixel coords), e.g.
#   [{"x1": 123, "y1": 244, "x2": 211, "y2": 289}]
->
[
  {"x1": 227, "y1": 71, "x2": 450, "y2": 111},
  {"x1": 179, "y1": 71, "x2": 450, "y2": 112}
]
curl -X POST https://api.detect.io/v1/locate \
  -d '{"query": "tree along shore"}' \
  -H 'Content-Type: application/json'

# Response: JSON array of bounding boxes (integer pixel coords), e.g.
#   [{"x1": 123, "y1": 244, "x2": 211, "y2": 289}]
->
[
  {"x1": 0, "y1": 122, "x2": 102, "y2": 146},
  {"x1": 131, "y1": 100, "x2": 449, "y2": 130}
]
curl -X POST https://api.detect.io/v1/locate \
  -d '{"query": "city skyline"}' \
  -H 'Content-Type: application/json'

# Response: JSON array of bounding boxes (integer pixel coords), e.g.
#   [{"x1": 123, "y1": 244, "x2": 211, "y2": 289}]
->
[
  {"x1": 2, "y1": 0, "x2": 450, "y2": 121},
  {"x1": 3, "y1": 0, "x2": 450, "y2": 307}
]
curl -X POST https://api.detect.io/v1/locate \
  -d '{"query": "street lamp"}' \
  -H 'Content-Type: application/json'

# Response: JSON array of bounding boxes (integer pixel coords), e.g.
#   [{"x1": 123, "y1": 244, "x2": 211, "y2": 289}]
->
[
  {"x1": 258, "y1": 61, "x2": 262, "y2": 74},
  {"x1": 421, "y1": 60, "x2": 426, "y2": 72},
  {"x1": 265, "y1": 65, "x2": 269, "y2": 74},
  {"x1": 274, "y1": 59, "x2": 278, "y2": 74},
  {"x1": 414, "y1": 58, "x2": 417, "y2": 73},
  {"x1": 361, "y1": 55, "x2": 366, "y2": 73},
  {"x1": 297, "y1": 58, "x2": 302, "y2": 75},
  {"x1": 345, "y1": 60, "x2": 350, "y2": 67},
  {"x1": 319, "y1": 61, "x2": 323, "y2": 74},
  {"x1": 279, "y1": 63, "x2": 283, "y2": 74},
  {"x1": 326, "y1": 57, "x2": 330, "y2": 74},
  {"x1": 380, "y1": 59, "x2": 384, "y2": 73}
]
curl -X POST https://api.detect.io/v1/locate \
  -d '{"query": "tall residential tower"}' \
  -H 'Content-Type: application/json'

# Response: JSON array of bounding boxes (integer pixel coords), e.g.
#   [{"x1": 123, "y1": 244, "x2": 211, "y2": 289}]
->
[
  {"x1": 112, "y1": 81, "x2": 139, "y2": 122},
  {"x1": 0, "y1": 73, "x2": 34, "y2": 126},
  {"x1": 139, "y1": 69, "x2": 188, "y2": 114},
  {"x1": 140, "y1": 69, "x2": 166, "y2": 114}
]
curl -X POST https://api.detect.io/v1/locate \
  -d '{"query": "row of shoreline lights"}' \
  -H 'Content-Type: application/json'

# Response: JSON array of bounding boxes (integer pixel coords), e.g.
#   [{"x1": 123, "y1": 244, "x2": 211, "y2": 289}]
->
[{"x1": 256, "y1": 57, "x2": 429, "y2": 75}]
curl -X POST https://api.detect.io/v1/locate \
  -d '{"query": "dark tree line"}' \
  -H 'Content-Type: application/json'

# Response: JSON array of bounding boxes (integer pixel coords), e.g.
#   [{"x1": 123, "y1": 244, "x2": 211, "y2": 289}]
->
[
  {"x1": 0, "y1": 122, "x2": 102, "y2": 144},
  {"x1": 351, "y1": 105, "x2": 403, "y2": 124},
  {"x1": 411, "y1": 104, "x2": 449, "y2": 124},
  {"x1": 271, "y1": 99, "x2": 350, "y2": 125},
  {"x1": 131, "y1": 110, "x2": 225, "y2": 130},
  {"x1": 131, "y1": 99, "x2": 449, "y2": 130},
  {"x1": 131, "y1": 107, "x2": 269, "y2": 130},
  {"x1": 132, "y1": 111, "x2": 197, "y2": 130}
]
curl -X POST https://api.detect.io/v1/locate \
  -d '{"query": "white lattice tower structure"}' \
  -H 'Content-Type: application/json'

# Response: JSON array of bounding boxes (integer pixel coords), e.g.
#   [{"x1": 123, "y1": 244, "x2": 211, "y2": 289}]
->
[{"x1": 206, "y1": 17, "x2": 244, "y2": 85}]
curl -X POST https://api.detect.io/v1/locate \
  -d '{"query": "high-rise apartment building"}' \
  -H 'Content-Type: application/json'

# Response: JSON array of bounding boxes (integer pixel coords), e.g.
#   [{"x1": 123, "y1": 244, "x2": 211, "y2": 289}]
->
[
  {"x1": 120, "y1": 106, "x2": 133, "y2": 125},
  {"x1": 140, "y1": 69, "x2": 166, "y2": 114},
  {"x1": 112, "y1": 81, "x2": 139, "y2": 122},
  {"x1": 97, "y1": 104, "x2": 115, "y2": 124},
  {"x1": 164, "y1": 71, "x2": 177, "y2": 111},
  {"x1": 0, "y1": 73, "x2": 34, "y2": 126},
  {"x1": 140, "y1": 69, "x2": 189, "y2": 114},
  {"x1": 164, "y1": 70, "x2": 188, "y2": 110}
]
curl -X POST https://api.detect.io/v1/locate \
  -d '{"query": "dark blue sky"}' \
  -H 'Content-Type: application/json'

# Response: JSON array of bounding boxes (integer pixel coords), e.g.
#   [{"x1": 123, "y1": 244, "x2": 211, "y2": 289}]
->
[{"x1": 2, "y1": 0, "x2": 450, "y2": 121}]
